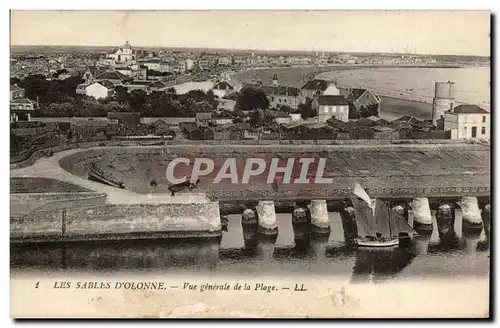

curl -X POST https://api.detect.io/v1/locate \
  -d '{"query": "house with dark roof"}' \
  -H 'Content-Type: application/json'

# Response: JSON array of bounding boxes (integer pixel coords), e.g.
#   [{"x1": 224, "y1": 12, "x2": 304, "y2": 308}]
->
[
  {"x1": 342, "y1": 88, "x2": 381, "y2": 112},
  {"x1": 242, "y1": 83, "x2": 304, "y2": 109},
  {"x1": 301, "y1": 79, "x2": 340, "y2": 98},
  {"x1": 212, "y1": 81, "x2": 234, "y2": 98},
  {"x1": 444, "y1": 104, "x2": 490, "y2": 139},
  {"x1": 313, "y1": 95, "x2": 350, "y2": 123},
  {"x1": 94, "y1": 70, "x2": 131, "y2": 85}
]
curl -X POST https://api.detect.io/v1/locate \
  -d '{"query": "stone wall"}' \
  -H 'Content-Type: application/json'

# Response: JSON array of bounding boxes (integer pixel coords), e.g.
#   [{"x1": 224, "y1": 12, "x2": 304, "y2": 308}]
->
[
  {"x1": 12, "y1": 136, "x2": 489, "y2": 169},
  {"x1": 10, "y1": 192, "x2": 107, "y2": 214},
  {"x1": 11, "y1": 201, "x2": 221, "y2": 243}
]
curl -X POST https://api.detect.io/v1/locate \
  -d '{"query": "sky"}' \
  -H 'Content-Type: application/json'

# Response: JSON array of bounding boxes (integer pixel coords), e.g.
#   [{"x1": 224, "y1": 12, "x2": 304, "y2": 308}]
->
[{"x1": 10, "y1": 10, "x2": 491, "y2": 56}]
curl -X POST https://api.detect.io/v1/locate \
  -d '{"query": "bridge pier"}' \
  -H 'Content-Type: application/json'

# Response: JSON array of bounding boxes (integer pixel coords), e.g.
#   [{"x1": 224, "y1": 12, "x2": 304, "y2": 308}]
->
[
  {"x1": 411, "y1": 197, "x2": 433, "y2": 234},
  {"x1": 308, "y1": 199, "x2": 330, "y2": 234},
  {"x1": 310, "y1": 233, "x2": 329, "y2": 259},
  {"x1": 436, "y1": 203, "x2": 455, "y2": 234},
  {"x1": 413, "y1": 234, "x2": 432, "y2": 255},
  {"x1": 292, "y1": 207, "x2": 310, "y2": 247},
  {"x1": 292, "y1": 207, "x2": 310, "y2": 226},
  {"x1": 256, "y1": 200, "x2": 278, "y2": 236},
  {"x1": 460, "y1": 196, "x2": 483, "y2": 231}
]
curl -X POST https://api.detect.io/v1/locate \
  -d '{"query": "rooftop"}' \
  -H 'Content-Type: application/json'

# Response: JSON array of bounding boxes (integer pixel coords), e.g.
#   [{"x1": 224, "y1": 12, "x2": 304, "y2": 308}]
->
[
  {"x1": 301, "y1": 79, "x2": 330, "y2": 91},
  {"x1": 318, "y1": 95, "x2": 349, "y2": 106},
  {"x1": 451, "y1": 104, "x2": 490, "y2": 114},
  {"x1": 10, "y1": 85, "x2": 24, "y2": 92},
  {"x1": 94, "y1": 70, "x2": 129, "y2": 82},
  {"x1": 96, "y1": 80, "x2": 115, "y2": 89},
  {"x1": 346, "y1": 88, "x2": 366, "y2": 100},
  {"x1": 11, "y1": 98, "x2": 33, "y2": 105},
  {"x1": 213, "y1": 81, "x2": 234, "y2": 90}
]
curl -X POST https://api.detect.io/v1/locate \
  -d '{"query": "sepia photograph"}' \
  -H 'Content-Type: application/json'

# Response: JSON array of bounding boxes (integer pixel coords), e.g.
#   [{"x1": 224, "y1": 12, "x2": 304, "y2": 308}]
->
[{"x1": 9, "y1": 10, "x2": 491, "y2": 318}]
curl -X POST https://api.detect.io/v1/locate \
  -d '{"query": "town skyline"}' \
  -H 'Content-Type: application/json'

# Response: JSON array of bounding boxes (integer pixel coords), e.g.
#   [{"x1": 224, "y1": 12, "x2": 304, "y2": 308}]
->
[{"x1": 10, "y1": 10, "x2": 491, "y2": 57}]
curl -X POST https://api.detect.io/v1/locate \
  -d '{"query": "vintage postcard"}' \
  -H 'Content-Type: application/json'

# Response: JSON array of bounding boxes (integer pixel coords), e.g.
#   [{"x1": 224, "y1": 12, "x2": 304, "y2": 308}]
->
[{"x1": 9, "y1": 10, "x2": 491, "y2": 318}]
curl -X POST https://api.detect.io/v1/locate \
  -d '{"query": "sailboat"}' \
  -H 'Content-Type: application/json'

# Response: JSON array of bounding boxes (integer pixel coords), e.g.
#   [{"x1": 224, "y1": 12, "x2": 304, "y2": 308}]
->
[{"x1": 351, "y1": 182, "x2": 417, "y2": 248}]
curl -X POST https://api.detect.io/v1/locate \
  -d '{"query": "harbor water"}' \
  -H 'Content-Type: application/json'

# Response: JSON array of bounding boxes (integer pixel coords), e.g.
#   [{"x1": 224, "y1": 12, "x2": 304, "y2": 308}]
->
[{"x1": 11, "y1": 210, "x2": 490, "y2": 283}]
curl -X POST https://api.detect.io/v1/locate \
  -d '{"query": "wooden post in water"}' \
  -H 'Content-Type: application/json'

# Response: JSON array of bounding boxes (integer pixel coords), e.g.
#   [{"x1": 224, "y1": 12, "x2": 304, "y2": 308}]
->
[
  {"x1": 292, "y1": 207, "x2": 309, "y2": 226},
  {"x1": 436, "y1": 203, "x2": 455, "y2": 239},
  {"x1": 242, "y1": 208, "x2": 258, "y2": 226}
]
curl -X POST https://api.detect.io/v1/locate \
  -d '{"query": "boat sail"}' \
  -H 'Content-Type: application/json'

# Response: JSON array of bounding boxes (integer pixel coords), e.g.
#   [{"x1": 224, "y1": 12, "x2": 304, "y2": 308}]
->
[{"x1": 351, "y1": 182, "x2": 417, "y2": 247}]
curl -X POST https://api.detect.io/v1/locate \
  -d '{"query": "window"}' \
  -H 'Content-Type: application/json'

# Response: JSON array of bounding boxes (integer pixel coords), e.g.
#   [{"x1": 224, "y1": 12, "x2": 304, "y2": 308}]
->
[
  {"x1": 482, "y1": 116, "x2": 486, "y2": 123},
  {"x1": 463, "y1": 115, "x2": 468, "y2": 123},
  {"x1": 332, "y1": 106, "x2": 336, "y2": 113},
  {"x1": 482, "y1": 127, "x2": 486, "y2": 135}
]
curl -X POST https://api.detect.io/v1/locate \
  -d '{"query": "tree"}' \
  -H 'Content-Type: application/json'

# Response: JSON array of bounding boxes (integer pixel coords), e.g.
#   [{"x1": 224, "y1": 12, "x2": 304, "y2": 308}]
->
[
  {"x1": 360, "y1": 103, "x2": 379, "y2": 118},
  {"x1": 348, "y1": 102, "x2": 361, "y2": 119},
  {"x1": 18, "y1": 74, "x2": 50, "y2": 102},
  {"x1": 129, "y1": 89, "x2": 148, "y2": 112},
  {"x1": 298, "y1": 101, "x2": 315, "y2": 120},
  {"x1": 113, "y1": 85, "x2": 130, "y2": 105},
  {"x1": 236, "y1": 87, "x2": 269, "y2": 111},
  {"x1": 10, "y1": 77, "x2": 20, "y2": 86}
]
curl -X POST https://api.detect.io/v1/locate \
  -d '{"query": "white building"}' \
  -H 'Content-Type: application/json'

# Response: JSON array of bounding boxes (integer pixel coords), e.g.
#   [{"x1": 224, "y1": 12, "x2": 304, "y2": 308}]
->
[
  {"x1": 185, "y1": 59, "x2": 194, "y2": 71},
  {"x1": 84, "y1": 81, "x2": 115, "y2": 100},
  {"x1": 108, "y1": 41, "x2": 135, "y2": 65},
  {"x1": 212, "y1": 81, "x2": 234, "y2": 98},
  {"x1": 313, "y1": 95, "x2": 350, "y2": 123},
  {"x1": 444, "y1": 104, "x2": 490, "y2": 139},
  {"x1": 10, "y1": 85, "x2": 36, "y2": 122}
]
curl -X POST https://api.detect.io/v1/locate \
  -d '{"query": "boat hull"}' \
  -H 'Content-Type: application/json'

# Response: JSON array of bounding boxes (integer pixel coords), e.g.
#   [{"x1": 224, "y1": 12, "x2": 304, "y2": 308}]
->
[
  {"x1": 88, "y1": 171, "x2": 125, "y2": 189},
  {"x1": 356, "y1": 238, "x2": 399, "y2": 248}
]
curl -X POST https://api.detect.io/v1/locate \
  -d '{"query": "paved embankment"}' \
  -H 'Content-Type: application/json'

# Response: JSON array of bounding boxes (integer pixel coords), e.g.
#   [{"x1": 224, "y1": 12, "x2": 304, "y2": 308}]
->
[{"x1": 11, "y1": 201, "x2": 221, "y2": 243}]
